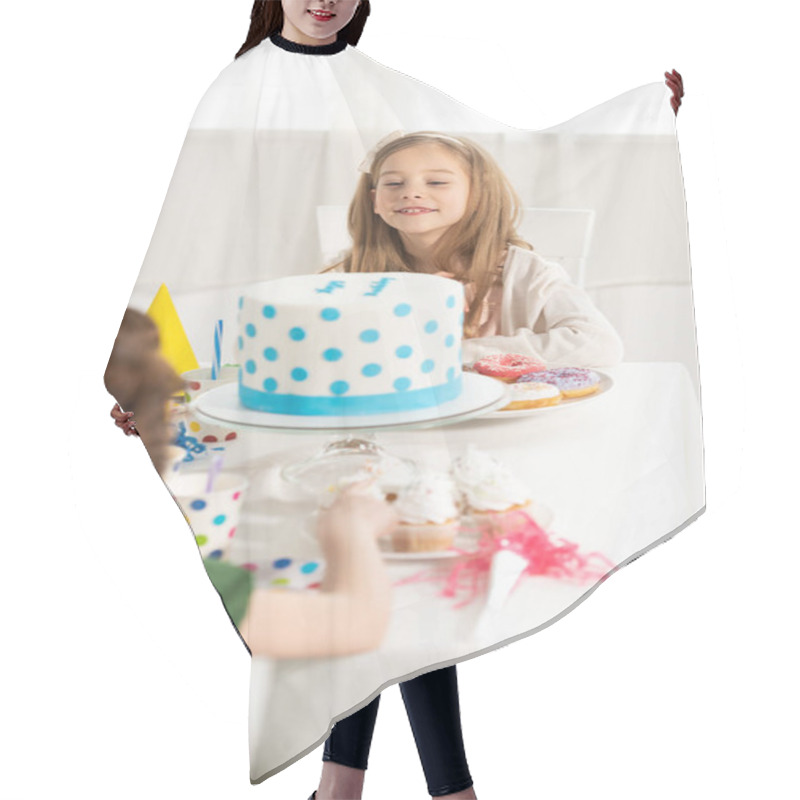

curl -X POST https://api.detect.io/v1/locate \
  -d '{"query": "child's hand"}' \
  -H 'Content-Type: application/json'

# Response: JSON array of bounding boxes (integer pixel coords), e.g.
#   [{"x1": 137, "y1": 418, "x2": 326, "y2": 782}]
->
[
  {"x1": 665, "y1": 69, "x2": 684, "y2": 115},
  {"x1": 111, "y1": 403, "x2": 139, "y2": 436},
  {"x1": 317, "y1": 483, "x2": 398, "y2": 549}
]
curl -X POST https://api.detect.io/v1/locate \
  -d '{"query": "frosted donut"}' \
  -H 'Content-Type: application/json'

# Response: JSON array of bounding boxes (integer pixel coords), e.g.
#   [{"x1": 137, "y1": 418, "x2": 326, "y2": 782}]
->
[
  {"x1": 473, "y1": 353, "x2": 546, "y2": 383},
  {"x1": 501, "y1": 381, "x2": 562, "y2": 411},
  {"x1": 518, "y1": 367, "x2": 601, "y2": 398}
]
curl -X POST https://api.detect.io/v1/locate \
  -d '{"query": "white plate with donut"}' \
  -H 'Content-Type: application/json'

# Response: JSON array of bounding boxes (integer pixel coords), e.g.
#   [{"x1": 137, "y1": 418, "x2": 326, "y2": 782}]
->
[{"x1": 484, "y1": 370, "x2": 614, "y2": 418}]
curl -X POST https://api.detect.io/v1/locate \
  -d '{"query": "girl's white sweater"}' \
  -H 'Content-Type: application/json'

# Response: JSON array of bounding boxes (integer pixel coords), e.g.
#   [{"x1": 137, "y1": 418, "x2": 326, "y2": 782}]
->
[{"x1": 462, "y1": 246, "x2": 624, "y2": 368}]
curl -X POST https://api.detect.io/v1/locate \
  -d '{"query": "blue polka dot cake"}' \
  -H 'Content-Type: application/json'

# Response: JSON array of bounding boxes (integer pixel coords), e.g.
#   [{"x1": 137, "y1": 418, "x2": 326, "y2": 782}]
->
[{"x1": 237, "y1": 272, "x2": 465, "y2": 416}]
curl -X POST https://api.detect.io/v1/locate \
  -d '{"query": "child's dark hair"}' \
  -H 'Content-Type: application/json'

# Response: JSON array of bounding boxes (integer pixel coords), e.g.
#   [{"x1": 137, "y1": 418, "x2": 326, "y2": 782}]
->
[
  {"x1": 104, "y1": 309, "x2": 186, "y2": 475},
  {"x1": 236, "y1": 1, "x2": 371, "y2": 59}
]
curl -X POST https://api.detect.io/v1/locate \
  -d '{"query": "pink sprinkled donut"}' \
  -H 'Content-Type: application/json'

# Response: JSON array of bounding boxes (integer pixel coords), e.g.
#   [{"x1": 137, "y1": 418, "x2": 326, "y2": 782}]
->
[
  {"x1": 518, "y1": 367, "x2": 601, "y2": 398},
  {"x1": 473, "y1": 353, "x2": 546, "y2": 383}
]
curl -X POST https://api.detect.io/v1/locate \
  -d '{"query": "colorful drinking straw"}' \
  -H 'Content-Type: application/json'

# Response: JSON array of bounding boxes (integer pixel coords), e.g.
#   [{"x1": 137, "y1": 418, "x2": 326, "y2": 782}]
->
[{"x1": 211, "y1": 320, "x2": 223, "y2": 380}]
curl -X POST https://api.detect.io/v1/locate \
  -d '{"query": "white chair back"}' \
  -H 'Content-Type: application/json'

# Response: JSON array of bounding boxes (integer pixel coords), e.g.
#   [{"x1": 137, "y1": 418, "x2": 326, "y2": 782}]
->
[{"x1": 517, "y1": 207, "x2": 595, "y2": 287}]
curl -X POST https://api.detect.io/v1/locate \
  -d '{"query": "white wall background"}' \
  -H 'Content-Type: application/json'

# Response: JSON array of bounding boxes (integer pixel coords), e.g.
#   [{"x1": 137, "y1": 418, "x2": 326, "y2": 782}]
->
[{"x1": 2, "y1": 1, "x2": 797, "y2": 798}]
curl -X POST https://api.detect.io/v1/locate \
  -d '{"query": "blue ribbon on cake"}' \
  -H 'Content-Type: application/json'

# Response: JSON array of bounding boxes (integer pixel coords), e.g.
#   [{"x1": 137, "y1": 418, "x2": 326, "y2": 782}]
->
[{"x1": 239, "y1": 375, "x2": 463, "y2": 416}]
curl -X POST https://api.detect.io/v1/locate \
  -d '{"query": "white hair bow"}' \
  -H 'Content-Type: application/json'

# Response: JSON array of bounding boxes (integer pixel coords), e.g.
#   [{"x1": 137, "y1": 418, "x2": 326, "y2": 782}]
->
[
  {"x1": 357, "y1": 130, "x2": 471, "y2": 174},
  {"x1": 357, "y1": 130, "x2": 406, "y2": 174}
]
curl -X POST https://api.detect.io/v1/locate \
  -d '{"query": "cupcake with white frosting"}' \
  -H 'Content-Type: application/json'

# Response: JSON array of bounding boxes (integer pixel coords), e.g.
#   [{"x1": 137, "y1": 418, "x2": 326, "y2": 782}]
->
[
  {"x1": 451, "y1": 446, "x2": 533, "y2": 535},
  {"x1": 390, "y1": 470, "x2": 461, "y2": 553}
]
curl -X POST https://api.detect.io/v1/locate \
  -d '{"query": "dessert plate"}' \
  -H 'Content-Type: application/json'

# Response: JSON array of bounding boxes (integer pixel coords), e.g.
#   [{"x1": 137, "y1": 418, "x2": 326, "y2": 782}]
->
[
  {"x1": 380, "y1": 502, "x2": 555, "y2": 561},
  {"x1": 379, "y1": 533, "x2": 475, "y2": 561},
  {"x1": 487, "y1": 371, "x2": 614, "y2": 418},
  {"x1": 193, "y1": 372, "x2": 509, "y2": 433}
]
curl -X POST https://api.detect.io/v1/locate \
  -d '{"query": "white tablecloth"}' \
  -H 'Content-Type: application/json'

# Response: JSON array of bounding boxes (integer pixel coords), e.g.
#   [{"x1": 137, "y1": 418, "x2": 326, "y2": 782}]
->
[{"x1": 190, "y1": 362, "x2": 704, "y2": 781}]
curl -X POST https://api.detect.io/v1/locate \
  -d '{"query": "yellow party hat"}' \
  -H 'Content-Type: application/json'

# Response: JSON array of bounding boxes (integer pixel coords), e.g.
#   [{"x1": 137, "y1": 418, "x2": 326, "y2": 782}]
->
[{"x1": 146, "y1": 284, "x2": 199, "y2": 374}]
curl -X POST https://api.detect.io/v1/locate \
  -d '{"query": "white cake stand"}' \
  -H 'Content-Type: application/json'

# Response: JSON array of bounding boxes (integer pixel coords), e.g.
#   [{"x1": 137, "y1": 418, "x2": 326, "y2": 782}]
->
[
  {"x1": 193, "y1": 372, "x2": 508, "y2": 433},
  {"x1": 192, "y1": 372, "x2": 508, "y2": 491},
  {"x1": 280, "y1": 434, "x2": 419, "y2": 494}
]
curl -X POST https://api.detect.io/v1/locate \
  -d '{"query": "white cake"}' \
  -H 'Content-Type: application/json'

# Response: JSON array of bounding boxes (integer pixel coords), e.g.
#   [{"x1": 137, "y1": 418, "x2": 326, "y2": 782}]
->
[{"x1": 237, "y1": 272, "x2": 464, "y2": 416}]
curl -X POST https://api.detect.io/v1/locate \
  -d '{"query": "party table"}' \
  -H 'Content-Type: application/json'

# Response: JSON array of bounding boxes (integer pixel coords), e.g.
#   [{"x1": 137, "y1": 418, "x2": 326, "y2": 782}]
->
[{"x1": 188, "y1": 361, "x2": 703, "y2": 781}]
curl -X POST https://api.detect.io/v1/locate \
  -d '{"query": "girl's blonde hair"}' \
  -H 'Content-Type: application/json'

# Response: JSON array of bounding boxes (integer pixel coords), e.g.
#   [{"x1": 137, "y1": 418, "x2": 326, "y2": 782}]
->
[{"x1": 332, "y1": 132, "x2": 532, "y2": 338}]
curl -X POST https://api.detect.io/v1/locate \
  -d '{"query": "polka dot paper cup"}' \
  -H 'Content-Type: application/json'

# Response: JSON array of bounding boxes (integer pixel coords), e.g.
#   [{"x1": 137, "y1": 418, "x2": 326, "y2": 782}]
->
[
  {"x1": 182, "y1": 365, "x2": 239, "y2": 403},
  {"x1": 180, "y1": 412, "x2": 238, "y2": 447},
  {"x1": 169, "y1": 407, "x2": 238, "y2": 466},
  {"x1": 167, "y1": 472, "x2": 249, "y2": 560},
  {"x1": 232, "y1": 555, "x2": 327, "y2": 591}
]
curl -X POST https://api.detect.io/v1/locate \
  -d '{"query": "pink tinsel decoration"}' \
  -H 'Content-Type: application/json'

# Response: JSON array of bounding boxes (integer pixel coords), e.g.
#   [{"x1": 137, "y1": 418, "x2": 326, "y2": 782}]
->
[{"x1": 394, "y1": 510, "x2": 614, "y2": 609}]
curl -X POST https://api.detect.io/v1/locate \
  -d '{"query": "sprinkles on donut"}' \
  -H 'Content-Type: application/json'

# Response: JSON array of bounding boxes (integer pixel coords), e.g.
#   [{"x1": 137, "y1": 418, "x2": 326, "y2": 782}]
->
[
  {"x1": 473, "y1": 353, "x2": 546, "y2": 383},
  {"x1": 517, "y1": 367, "x2": 601, "y2": 398},
  {"x1": 501, "y1": 381, "x2": 563, "y2": 411}
]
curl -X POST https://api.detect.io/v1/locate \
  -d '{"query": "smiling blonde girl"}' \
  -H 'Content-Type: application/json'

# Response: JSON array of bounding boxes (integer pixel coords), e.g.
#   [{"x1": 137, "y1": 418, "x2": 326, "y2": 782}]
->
[{"x1": 336, "y1": 131, "x2": 623, "y2": 368}]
